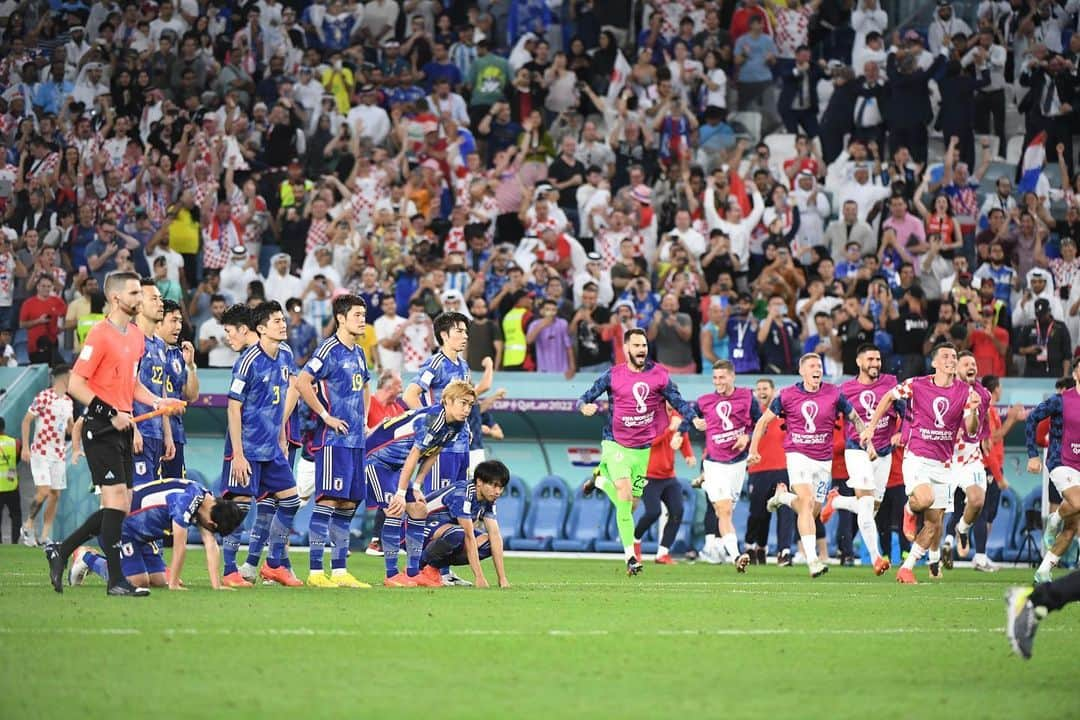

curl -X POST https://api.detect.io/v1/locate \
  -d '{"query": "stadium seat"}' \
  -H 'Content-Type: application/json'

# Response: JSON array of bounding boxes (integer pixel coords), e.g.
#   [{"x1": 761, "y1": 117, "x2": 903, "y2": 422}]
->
[
  {"x1": 986, "y1": 487, "x2": 1020, "y2": 561},
  {"x1": 508, "y1": 475, "x2": 570, "y2": 551},
  {"x1": 1044, "y1": 162, "x2": 1063, "y2": 189},
  {"x1": 552, "y1": 483, "x2": 612, "y2": 552},
  {"x1": 764, "y1": 133, "x2": 796, "y2": 162},
  {"x1": 496, "y1": 475, "x2": 529, "y2": 545},
  {"x1": 729, "y1": 111, "x2": 761, "y2": 142}
]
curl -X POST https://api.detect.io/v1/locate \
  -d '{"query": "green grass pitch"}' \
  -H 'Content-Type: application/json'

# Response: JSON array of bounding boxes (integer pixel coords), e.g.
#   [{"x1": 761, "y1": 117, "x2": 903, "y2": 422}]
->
[{"x1": 1, "y1": 545, "x2": 1077, "y2": 719}]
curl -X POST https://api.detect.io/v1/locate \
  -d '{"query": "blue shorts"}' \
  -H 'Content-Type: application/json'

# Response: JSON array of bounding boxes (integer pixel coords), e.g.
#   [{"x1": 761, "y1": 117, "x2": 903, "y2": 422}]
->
[
  {"x1": 160, "y1": 443, "x2": 186, "y2": 479},
  {"x1": 120, "y1": 538, "x2": 166, "y2": 578},
  {"x1": 132, "y1": 436, "x2": 164, "y2": 487},
  {"x1": 423, "y1": 450, "x2": 469, "y2": 493},
  {"x1": 364, "y1": 459, "x2": 421, "y2": 509},
  {"x1": 314, "y1": 445, "x2": 366, "y2": 503},
  {"x1": 221, "y1": 452, "x2": 295, "y2": 499}
]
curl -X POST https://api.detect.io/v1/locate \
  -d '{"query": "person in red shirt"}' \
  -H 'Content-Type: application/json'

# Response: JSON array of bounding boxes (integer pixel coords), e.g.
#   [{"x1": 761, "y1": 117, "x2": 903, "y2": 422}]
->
[
  {"x1": 45, "y1": 271, "x2": 167, "y2": 597},
  {"x1": 635, "y1": 408, "x2": 695, "y2": 564},
  {"x1": 364, "y1": 368, "x2": 406, "y2": 557},
  {"x1": 730, "y1": 0, "x2": 771, "y2": 42},
  {"x1": 968, "y1": 306, "x2": 1008, "y2": 378},
  {"x1": 19, "y1": 275, "x2": 66, "y2": 365},
  {"x1": 742, "y1": 378, "x2": 795, "y2": 565}
]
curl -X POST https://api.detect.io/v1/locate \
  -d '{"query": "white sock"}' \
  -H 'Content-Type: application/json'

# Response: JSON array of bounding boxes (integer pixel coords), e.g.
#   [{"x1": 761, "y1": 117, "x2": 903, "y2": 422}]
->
[
  {"x1": 721, "y1": 533, "x2": 740, "y2": 562},
  {"x1": 944, "y1": 534, "x2": 955, "y2": 548},
  {"x1": 800, "y1": 534, "x2": 818, "y2": 564},
  {"x1": 855, "y1": 496, "x2": 881, "y2": 562},
  {"x1": 331, "y1": 568, "x2": 347, "y2": 576},
  {"x1": 595, "y1": 476, "x2": 611, "y2": 493},
  {"x1": 624, "y1": 546, "x2": 637, "y2": 562},
  {"x1": 902, "y1": 542, "x2": 926, "y2": 570},
  {"x1": 973, "y1": 552, "x2": 989, "y2": 563},
  {"x1": 1037, "y1": 551, "x2": 1060, "y2": 574},
  {"x1": 777, "y1": 491, "x2": 797, "y2": 508},
  {"x1": 956, "y1": 517, "x2": 971, "y2": 534},
  {"x1": 833, "y1": 496, "x2": 859, "y2": 513},
  {"x1": 928, "y1": 549, "x2": 941, "y2": 564},
  {"x1": 657, "y1": 545, "x2": 669, "y2": 558},
  {"x1": 704, "y1": 533, "x2": 717, "y2": 552}
]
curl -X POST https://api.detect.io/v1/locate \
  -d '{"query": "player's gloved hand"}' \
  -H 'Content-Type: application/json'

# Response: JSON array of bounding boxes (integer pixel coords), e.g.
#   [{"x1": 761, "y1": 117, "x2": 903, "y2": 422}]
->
[{"x1": 1027, "y1": 457, "x2": 1042, "y2": 474}]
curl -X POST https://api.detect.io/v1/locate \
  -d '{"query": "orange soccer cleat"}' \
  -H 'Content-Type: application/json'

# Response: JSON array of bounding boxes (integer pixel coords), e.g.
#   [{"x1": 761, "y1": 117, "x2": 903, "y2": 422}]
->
[
  {"x1": 654, "y1": 554, "x2": 676, "y2": 565},
  {"x1": 411, "y1": 566, "x2": 443, "y2": 588},
  {"x1": 260, "y1": 563, "x2": 303, "y2": 587},
  {"x1": 222, "y1": 571, "x2": 254, "y2": 588},
  {"x1": 819, "y1": 488, "x2": 840, "y2": 524},
  {"x1": 383, "y1": 573, "x2": 418, "y2": 588},
  {"x1": 896, "y1": 567, "x2": 917, "y2": 584},
  {"x1": 873, "y1": 556, "x2": 891, "y2": 576},
  {"x1": 633, "y1": 541, "x2": 642, "y2": 562},
  {"x1": 902, "y1": 505, "x2": 917, "y2": 543}
]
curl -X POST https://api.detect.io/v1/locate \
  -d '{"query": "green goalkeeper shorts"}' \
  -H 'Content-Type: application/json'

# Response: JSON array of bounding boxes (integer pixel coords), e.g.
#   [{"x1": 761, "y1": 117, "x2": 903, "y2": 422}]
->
[{"x1": 599, "y1": 441, "x2": 650, "y2": 498}]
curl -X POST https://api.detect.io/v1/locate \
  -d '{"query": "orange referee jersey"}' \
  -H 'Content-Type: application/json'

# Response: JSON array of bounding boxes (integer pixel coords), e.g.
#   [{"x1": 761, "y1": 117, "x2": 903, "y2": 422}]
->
[{"x1": 73, "y1": 320, "x2": 145, "y2": 413}]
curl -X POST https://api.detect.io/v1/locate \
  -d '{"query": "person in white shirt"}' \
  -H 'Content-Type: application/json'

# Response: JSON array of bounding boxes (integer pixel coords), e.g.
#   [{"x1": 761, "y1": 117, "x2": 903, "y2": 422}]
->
[
  {"x1": 219, "y1": 246, "x2": 262, "y2": 303},
  {"x1": 703, "y1": 178, "x2": 765, "y2": 273},
  {"x1": 791, "y1": 171, "x2": 831, "y2": 251},
  {"x1": 665, "y1": 209, "x2": 707, "y2": 260},
  {"x1": 575, "y1": 121, "x2": 616, "y2": 179},
  {"x1": 346, "y1": 85, "x2": 392, "y2": 146},
  {"x1": 1013, "y1": 268, "x2": 1065, "y2": 327},
  {"x1": 926, "y1": 1, "x2": 971, "y2": 54},
  {"x1": 835, "y1": 162, "x2": 891, "y2": 223},
  {"x1": 572, "y1": 252, "x2": 614, "y2": 306},
  {"x1": 851, "y1": 0, "x2": 888, "y2": 53},
  {"x1": 263, "y1": 252, "x2": 304, "y2": 308},
  {"x1": 373, "y1": 294, "x2": 406, "y2": 374},
  {"x1": 198, "y1": 296, "x2": 239, "y2": 368},
  {"x1": 149, "y1": 0, "x2": 189, "y2": 47},
  {"x1": 852, "y1": 31, "x2": 887, "y2": 78},
  {"x1": 426, "y1": 77, "x2": 470, "y2": 126}
]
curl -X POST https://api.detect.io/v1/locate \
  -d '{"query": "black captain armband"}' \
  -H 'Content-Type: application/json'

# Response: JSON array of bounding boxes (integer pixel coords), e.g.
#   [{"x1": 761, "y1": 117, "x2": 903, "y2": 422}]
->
[{"x1": 88, "y1": 397, "x2": 117, "y2": 420}]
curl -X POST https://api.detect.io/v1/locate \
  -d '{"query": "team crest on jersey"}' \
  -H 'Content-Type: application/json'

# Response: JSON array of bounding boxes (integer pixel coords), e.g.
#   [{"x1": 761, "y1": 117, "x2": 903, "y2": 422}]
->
[
  {"x1": 171, "y1": 358, "x2": 183, "y2": 375},
  {"x1": 135, "y1": 462, "x2": 146, "y2": 476}
]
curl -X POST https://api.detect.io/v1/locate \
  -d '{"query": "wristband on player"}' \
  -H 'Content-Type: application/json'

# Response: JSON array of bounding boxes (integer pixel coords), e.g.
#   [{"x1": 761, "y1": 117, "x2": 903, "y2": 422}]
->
[
  {"x1": 320, "y1": 409, "x2": 331, "y2": 421},
  {"x1": 395, "y1": 489, "x2": 407, "y2": 498},
  {"x1": 411, "y1": 483, "x2": 423, "y2": 495},
  {"x1": 88, "y1": 396, "x2": 117, "y2": 419}
]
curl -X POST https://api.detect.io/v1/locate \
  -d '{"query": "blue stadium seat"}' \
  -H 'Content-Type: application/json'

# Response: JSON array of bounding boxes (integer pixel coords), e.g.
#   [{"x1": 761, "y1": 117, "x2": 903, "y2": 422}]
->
[
  {"x1": 595, "y1": 502, "x2": 648, "y2": 553},
  {"x1": 507, "y1": 475, "x2": 569, "y2": 551},
  {"x1": 986, "y1": 487, "x2": 1021, "y2": 561},
  {"x1": 185, "y1": 469, "x2": 208, "y2": 486},
  {"x1": 552, "y1": 483, "x2": 611, "y2": 551},
  {"x1": 496, "y1": 475, "x2": 528, "y2": 545},
  {"x1": 1010, "y1": 488, "x2": 1044, "y2": 563}
]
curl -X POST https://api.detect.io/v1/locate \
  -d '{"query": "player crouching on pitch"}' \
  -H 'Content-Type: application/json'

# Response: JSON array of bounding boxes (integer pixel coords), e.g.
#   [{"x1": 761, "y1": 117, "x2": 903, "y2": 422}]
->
[
  {"x1": 415, "y1": 460, "x2": 511, "y2": 588},
  {"x1": 70, "y1": 478, "x2": 244, "y2": 590}
]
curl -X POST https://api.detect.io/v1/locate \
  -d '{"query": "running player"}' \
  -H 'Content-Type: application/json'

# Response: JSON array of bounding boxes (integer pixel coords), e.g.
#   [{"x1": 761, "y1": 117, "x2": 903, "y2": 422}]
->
[
  {"x1": 19, "y1": 365, "x2": 76, "y2": 546},
  {"x1": 749, "y1": 353, "x2": 868, "y2": 578},
  {"x1": 69, "y1": 477, "x2": 243, "y2": 590},
  {"x1": 1025, "y1": 364, "x2": 1080, "y2": 582},
  {"x1": 291, "y1": 294, "x2": 372, "y2": 588},
  {"x1": 694, "y1": 360, "x2": 760, "y2": 571},
  {"x1": 223, "y1": 301, "x2": 302, "y2": 587},
  {"x1": 1006, "y1": 571, "x2": 1080, "y2": 659},
  {"x1": 131, "y1": 280, "x2": 174, "y2": 487},
  {"x1": 820, "y1": 344, "x2": 902, "y2": 576},
  {"x1": 365, "y1": 380, "x2": 476, "y2": 587},
  {"x1": 859, "y1": 343, "x2": 981, "y2": 584},
  {"x1": 578, "y1": 328, "x2": 701, "y2": 576},
  {"x1": 415, "y1": 459, "x2": 511, "y2": 588},
  {"x1": 159, "y1": 300, "x2": 199, "y2": 478}
]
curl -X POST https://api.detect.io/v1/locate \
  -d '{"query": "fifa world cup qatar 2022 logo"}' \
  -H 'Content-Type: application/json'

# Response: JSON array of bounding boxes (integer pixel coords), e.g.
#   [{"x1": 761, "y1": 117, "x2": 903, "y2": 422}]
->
[
  {"x1": 932, "y1": 397, "x2": 950, "y2": 429},
  {"x1": 800, "y1": 400, "x2": 819, "y2": 433},
  {"x1": 715, "y1": 401, "x2": 734, "y2": 430},
  {"x1": 632, "y1": 382, "x2": 650, "y2": 413},
  {"x1": 859, "y1": 390, "x2": 876, "y2": 421}
]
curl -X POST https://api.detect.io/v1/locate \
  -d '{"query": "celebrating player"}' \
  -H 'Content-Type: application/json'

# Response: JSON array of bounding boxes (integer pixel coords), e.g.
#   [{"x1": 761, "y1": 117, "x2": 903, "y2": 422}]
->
[
  {"x1": 291, "y1": 294, "x2": 372, "y2": 588},
  {"x1": 749, "y1": 353, "x2": 868, "y2": 579},
  {"x1": 365, "y1": 379, "x2": 476, "y2": 587},
  {"x1": 222, "y1": 301, "x2": 301, "y2": 587},
  {"x1": 415, "y1": 459, "x2": 511, "y2": 588},
  {"x1": 69, "y1": 478, "x2": 243, "y2": 590},
  {"x1": 578, "y1": 328, "x2": 701, "y2": 577},
  {"x1": 695, "y1": 360, "x2": 760, "y2": 571},
  {"x1": 859, "y1": 343, "x2": 981, "y2": 584},
  {"x1": 20, "y1": 365, "x2": 76, "y2": 547},
  {"x1": 131, "y1": 280, "x2": 174, "y2": 487},
  {"x1": 159, "y1": 300, "x2": 199, "y2": 478},
  {"x1": 820, "y1": 345, "x2": 902, "y2": 576}
]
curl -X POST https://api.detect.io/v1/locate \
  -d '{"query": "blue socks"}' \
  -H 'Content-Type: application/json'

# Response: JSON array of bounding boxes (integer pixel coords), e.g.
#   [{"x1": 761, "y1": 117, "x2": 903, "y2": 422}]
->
[
  {"x1": 267, "y1": 495, "x2": 301, "y2": 569},
  {"x1": 245, "y1": 498, "x2": 276, "y2": 568},
  {"x1": 405, "y1": 515, "x2": 428, "y2": 577},
  {"x1": 222, "y1": 500, "x2": 251, "y2": 575},
  {"x1": 330, "y1": 508, "x2": 354, "y2": 571},
  {"x1": 85, "y1": 550, "x2": 108, "y2": 581},
  {"x1": 308, "y1": 504, "x2": 332, "y2": 572},
  {"x1": 381, "y1": 515, "x2": 403, "y2": 578}
]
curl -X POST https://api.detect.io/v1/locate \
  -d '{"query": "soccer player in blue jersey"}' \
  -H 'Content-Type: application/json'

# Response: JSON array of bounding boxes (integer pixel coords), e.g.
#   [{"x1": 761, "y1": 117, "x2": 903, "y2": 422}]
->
[
  {"x1": 415, "y1": 459, "x2": 511, "y2": 588},
  {"x1": 132, "y1": 280, "x2": 175, "y2": 487},
  {"x1": 159, "y1": 300, "x2": 199, "y2": 478},
  {"x1": 291, "y1": 294, "x2": 372, "y2": 588},
  {"x1": 223, "y1": 301, "x2": 302, "y2": 587},
  {"x1": 366, "y1": 379, "x2": 476, "y2": 587},
  {"x1": 69, "y1": 477, "x2": 244, "y2": 590}
]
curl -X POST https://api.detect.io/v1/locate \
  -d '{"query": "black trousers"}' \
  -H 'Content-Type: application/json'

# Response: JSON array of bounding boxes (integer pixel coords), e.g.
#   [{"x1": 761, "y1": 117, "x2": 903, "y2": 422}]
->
[
  {"x1": 0, "y1": 489, "x2": 20, "y2": 543},
  {"x1": 890, "y1": 125, "x2": 930, "y2": 164},
  {"x1": 780, "y1": 106, "x2": 820, "y2": 138},
  {"x1": 745, "y1": 470, "x2": 795, "y2": 554},
  {"x1": 834, "y1": 481, "x2": 856, "y2": 558},
  {"x1": 819, "y1": 122, "x2": 847, "y2": 164},
  {"x1": 877, "y1": 484, "x2": 911, "y2": 557},
  {"x1": 635, "y1": 478, "x2": 684, "y2": 548},
  {"x1": 1031, "y1": 569, "x2": 1080, "y2": 612},
  {"x1": 974, "y1": 90, "x2": 1006, "y2": 156}
]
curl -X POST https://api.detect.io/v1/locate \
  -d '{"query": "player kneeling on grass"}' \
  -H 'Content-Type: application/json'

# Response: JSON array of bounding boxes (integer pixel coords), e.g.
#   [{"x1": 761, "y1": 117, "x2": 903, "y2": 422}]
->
[
  {"x1": 415, "y1": 460, "x2": 511, "y2": 588},
  {"x1": 70, "y1": 478, "x2": 243, "y2": 591}
]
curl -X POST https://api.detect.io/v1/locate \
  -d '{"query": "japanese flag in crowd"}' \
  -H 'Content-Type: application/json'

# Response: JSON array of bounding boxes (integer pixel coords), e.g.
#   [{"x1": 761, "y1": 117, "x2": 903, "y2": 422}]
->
[{"x1": 606, "y1": 50, "x2": 632, "y2": 105}]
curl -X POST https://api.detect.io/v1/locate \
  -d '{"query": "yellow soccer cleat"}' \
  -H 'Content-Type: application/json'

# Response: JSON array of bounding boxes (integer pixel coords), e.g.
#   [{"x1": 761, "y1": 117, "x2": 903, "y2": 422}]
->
[
  {"x1": 306, "y1": 571, "x2": 337, "y2": 588},
  {"x1": 330, "y1": 572, "x2": 372, "y2": 589}
]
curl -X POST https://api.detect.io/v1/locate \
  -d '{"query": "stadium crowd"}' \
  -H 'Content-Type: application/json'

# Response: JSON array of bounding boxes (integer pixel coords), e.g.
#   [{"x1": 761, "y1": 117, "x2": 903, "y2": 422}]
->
[{"x1": 0, "y1": 0, "x2": 1078, "y2": 381}]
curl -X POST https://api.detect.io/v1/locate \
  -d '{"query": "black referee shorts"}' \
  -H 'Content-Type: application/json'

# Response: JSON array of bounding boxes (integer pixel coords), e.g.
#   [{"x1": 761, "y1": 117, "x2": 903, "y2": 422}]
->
[{"x1": 83, "y1": 414, "x2": 134, "y2": 488}]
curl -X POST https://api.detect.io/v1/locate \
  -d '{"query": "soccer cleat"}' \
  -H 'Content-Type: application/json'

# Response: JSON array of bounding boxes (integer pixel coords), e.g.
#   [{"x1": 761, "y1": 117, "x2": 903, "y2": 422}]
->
[
  {"x1": 582, "y1": 470, "x2": 599, "y2": 497},
  {"x1": 819, "y1": 488, "x2": 840, "y2": 524},
  {"x1": 364, "y1": 538, "x2": 383, "y2": 557},
  {"x1": 260, "y1": 564, "x2": 303, "y2": 587},
  {"x1": 238, "y1": 562, "x2": 259, "y2": 583},
  {"x1": 689, "y1": 474, "x2": 704, "y2": 489},
  {"x1": 808, "y1": 560, "x2": 828, "y2": 578},
  {"x1": 330, "y1": 572, "x2": 371, "y2": 589},
  {"x1": 735, "y1": 553, "x2": 750, "y2": 573},
  {"x1": 44, "y1": 543, "x2": 65, "y2": 594},
  {"x1": 655, "y1": 554, "x2": 676, "y2": 565},
  {"x1": 699, "y1": 543, "x2": 723, "y2": 565},
  {"x1": 222, "y1": 571, "x2": 254, "y2": 588},
  {"x1": 896, "y1": 567, "x2": 917, "y2": 584},
  {"x1": 972, "y1": 556, "x2": 998, "y2": 573},
  {"x1": 777, "y1": 549, "x2": 793, "y2": 567},
  {"x1": 412, "y1": 566, "x2": 443, "y2": 588},
  {"x1": 68, "y1": 546, "x2": 91, "y2": 586},
  {"x1": 626, "y1": 557, "x2": 644, "y2": 576},
  {"x1": 1033, "y1": 568, "x2": 1053, "y2": 584},
  {"x1": 928, "y1": 561, "x2": 943, "y2": 579},
  {"x1": 902, "y1": 505, "x2": 917, "y2": 542},
  {"x1": 107, "y1": 580, "x2": 150, "y2": 597},
  {"x1": 766, "y1": 483, "x2": 788, "y2": 513},
  {"x1": 633, "y1": 541, "x2": 642, "y2": 562},
  {"x1": 1005, "y1": 587, "x2": 1040, "y2": 659},
  {"x1": 941, "y1": 540, "x2": 954, "y2": 570},
  {"x1": 1043, "y1": 513, "x2": 1063, "y2": 551},
  {"x1": 838, "y1": 553, "x2": 855, "y2": 568},
  {"x1": 956, "y1": 528, "x2": 970, "y2": 557},
  {"x1": 307, "y1": 571, "x2": 337, "y2": 588},
  {"x1": 872, "y1": 556, "x2": 891, "y2": 576},
  {"x1": 383, "y1": 573, "x2": 417, "y2": 588},
  {"x1": 442, "y1": 570, "x2": 473, "y2": 587},
  {"x1": 20, "y1": 525, "x2": 36, "y2": 547}
]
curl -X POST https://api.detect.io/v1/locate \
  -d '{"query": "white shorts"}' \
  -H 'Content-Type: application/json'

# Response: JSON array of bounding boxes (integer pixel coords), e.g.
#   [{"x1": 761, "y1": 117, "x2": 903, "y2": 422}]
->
[
  {"x1": 1050, "y1": 465, "x2": 1080, "y2": 496},
  {"x1": 901, "y1": 454, "x2": 951, "y2": 509},
  {"x1": 468, "y1": 448, "x2": 486, "y2": 477},
  {"x1": 843, "y1": 449, "x2": 891, "y2": 502},
  {"x1": 702, "y1": 458, "x2": 746, "y2": 503},
  {"x1": 30, "y1": 455, "x2": 66, "y2": 490},
  {"x1": 785, "y1": 452, "x2": 832, "y2": 504},
  {"x1": 951, "y1": 463, "x2": 987, "y2": 493},
  {"x1": 295, "y1": 456, "x2": 315, "y2": 501}
]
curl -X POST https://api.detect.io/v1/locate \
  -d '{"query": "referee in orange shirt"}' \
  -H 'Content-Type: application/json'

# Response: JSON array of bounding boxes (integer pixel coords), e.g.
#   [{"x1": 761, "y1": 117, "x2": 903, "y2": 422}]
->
[{"x1": 45, "y1": 272, "x2": 166, "y2": 596}]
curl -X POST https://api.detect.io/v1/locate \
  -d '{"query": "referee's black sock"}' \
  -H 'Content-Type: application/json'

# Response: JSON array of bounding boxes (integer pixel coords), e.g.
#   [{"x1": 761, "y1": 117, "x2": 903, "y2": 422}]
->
[
  {"x1": 59, "y1": 509, "x2": 105, "y2": 560},
  {"x1": 100, "y1": 509, "x2": 127, "y2": 588}
]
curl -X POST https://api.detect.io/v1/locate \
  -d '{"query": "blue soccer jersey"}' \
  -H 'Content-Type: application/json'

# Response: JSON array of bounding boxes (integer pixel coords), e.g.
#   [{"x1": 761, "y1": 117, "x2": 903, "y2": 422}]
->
[
  {"x1": 425, "y1": 482, "x2": 496, "y2": 527},
  {"x1": 366, "y1": 405, "x2": 467, "y2": 470},
  {"x1": 414, "y1": 350, "x2": 471, "y2": 452},
  {"x1": 228, "y1": 342, "x2": 296, "y2": 462},
  {"x1": 303, "y1": 336, "x2": 370, "y2": 450},
  {"x1": 124, "y1": 478, "x2": 209, "y2": 543},
  {"x1": 133, "y1": 334, "x2": 169, "y2": 439},
  {"x1": 163, "y1": 344, "x2": 188, "y2": 445}
]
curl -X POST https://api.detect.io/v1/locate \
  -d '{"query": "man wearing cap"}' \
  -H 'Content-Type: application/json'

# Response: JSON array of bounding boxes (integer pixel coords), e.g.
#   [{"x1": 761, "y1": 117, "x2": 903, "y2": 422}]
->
[{"x1": 1018, "y1": 297, "x2": 1073, "y2": 378}]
